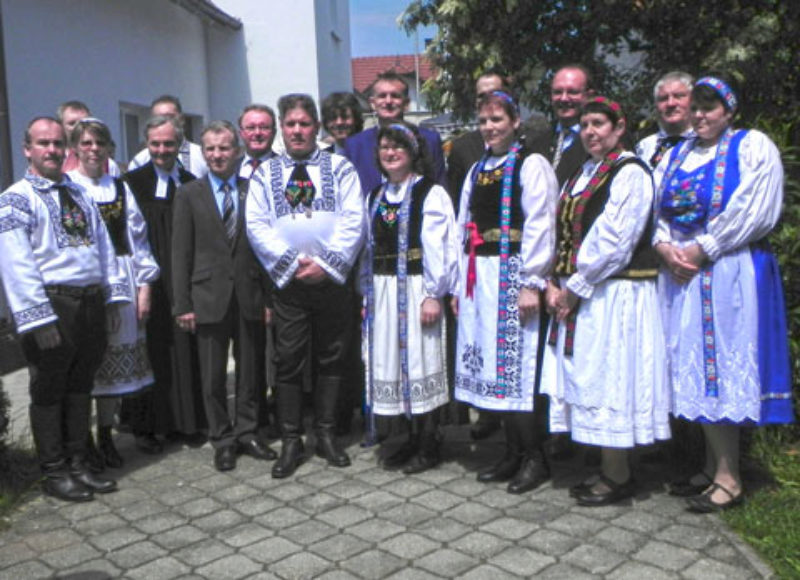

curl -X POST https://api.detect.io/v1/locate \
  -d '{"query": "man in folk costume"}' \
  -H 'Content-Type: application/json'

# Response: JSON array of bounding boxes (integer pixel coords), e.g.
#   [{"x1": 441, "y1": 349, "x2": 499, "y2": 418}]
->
[
  {"x1": 246, "y1": 94, "x2": 364, "y2": 478},
  {"x1": 0, "y1": 117, "x2": 128, "y2": 501},
  {"x1": 636, "y1": 71, "x2": 695, "y2": 170},
  {"x1": 172, "y1": 121, "x2": 276, "y2": 472}
]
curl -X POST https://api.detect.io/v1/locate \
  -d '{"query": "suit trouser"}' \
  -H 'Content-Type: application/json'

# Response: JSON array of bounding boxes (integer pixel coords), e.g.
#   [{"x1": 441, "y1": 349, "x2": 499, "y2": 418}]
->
[
  {"x1": 196, "y1": 296, "x2": 264, "y2": 449},
  {"x1": 22, "y1": 288, "x2": 107, "y2": 465},
  {"x1": 272, "y1": 279, "x2": 353, "y2": 435}
]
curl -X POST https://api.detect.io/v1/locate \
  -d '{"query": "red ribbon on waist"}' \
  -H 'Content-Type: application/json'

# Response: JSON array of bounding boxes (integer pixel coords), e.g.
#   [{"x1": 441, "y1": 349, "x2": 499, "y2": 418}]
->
[{"x1": 465, "y1": 222, "x2": 484, "y2": 299}]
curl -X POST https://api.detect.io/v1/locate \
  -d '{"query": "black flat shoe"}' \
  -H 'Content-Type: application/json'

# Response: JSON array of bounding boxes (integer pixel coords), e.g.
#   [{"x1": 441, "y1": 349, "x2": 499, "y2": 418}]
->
[
  {"x1": 382, "y1": 440, "x2": 418, "y2": 470},
  {"x1": 575, "y1": 474, "x2": 635, "y2": 507},
  {"x1": 214, "y1": 446, "x2": 237, "y2": 471},
  {"x1": 669, "y1": 472, "x2": 713, "y2": 497},
  {"x1": 69, "y1": 460, "x2": 118, "y2": 494},
  {"x1": 686, "y1": 482, "x2": 744, "y2": 513},
  {"x1": 476, "y1": 455, "x2": 521, "y2": 483},
  {"x1": 507, "y1": 456, "x2": 550, "y2": 494},
  {"x1": 239, "y1": 439, "x2": 277, "y2": 461},
  {"x1": 569, "y1": 474, "x2": 600, "y2": 498},
  {"x1": 272, "y1": 439, "x2": 305, "y2": 479},
  {"x1": 402, "y1": 449, "x2": 440, "y2": 475},
  {"x1": 315, "y1": 434, "x2": 351, "y2": 467}
]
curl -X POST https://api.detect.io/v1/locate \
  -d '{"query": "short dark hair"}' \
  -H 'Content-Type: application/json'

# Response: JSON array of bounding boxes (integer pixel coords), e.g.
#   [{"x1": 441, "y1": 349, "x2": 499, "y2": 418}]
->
[
  {"x1": 477, "y1": 90, "x2": 520, "y2": 122},
  {"x1": 201, "y1": 120, "x2": 240, "y2": 148},
  {"x1": 24, "y1": 116, "x2": 64, "y2": 146},
  {"x1": 56, "y1": 100, "x2": 90, "y2": 122},
  {"x1": 70, "y1": 118, "x2": 113, "y2": 149},
  {"x1": 370, "y1": 72, "x2": 410, "y2": 98},
  {"x1": 321, "y1": 92, "x2": 364, "y2": 134},
  {"x1": 278, "y1": 94, "x2": 319, "y2": 124},
  {"x1": 477, "y1": 69, "x2": 512, "y2": 92},
  {"x1": 150, "y1": 94, "x2": 183, "y2": 114},
  {"x1": 581, "y1": 97, "x2": 626, "y2": 130},
  {"x1": 374, "y1": 121, "x2": 432, "y2": 180},
  {"x1": 553, "y1": 63, "x2": 595, "y2": 92},
  {"x1": 237, "y1": 104, "x2": 276, "y2": 129}
]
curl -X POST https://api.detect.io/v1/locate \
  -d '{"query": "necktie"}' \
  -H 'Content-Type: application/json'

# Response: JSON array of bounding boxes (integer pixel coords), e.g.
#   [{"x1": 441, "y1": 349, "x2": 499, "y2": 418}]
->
[
  {"x1": 221, "y1": 182, "x2": 237, "y2": 243},
  {"x1": 284, "y1": 163, "x2": 316, "y2": 218},
  {"x1": 650, "y1": 135, "x2": 685, "y2": 168},
  {"x1": 249, "y1": 158, "x2": 261, "y2": 172},
  {"x1": 552, "y1": 128, "x2": 569, "y2": 169}
]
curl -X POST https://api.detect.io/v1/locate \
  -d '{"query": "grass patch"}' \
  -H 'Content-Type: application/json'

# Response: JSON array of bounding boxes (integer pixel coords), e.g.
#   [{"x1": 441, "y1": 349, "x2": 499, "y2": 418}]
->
[
  {"x1": 0, "y1": 444, "x2": 40, "y2": 526},
  {"x1": 723, "y1": 426, "x2": 800, "y2": 579}
]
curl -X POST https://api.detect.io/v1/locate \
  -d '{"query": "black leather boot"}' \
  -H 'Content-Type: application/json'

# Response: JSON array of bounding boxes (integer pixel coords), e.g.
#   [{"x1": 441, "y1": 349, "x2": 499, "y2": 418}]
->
[
  {"x1": 477, "y1": 418, "x2": 521, "y2": 482},
  {"x1": 42, "y1": 460, "x2": 94, "y2": 502},
  {"x1": 403, "y1": 421, "x2": 441, "y2": 475},
  {"x1": 69, "y1": 456, "x2": 118, "y2": 493},
  {"x1": 272, "y1": 382, "x2": 305, "y2": 478},
  {"x1": 506, "y1": 410, "x2": 550, "y2": 494},
  {"x1": 313, "y1": 376, "x2": 350, "y2": 467}
]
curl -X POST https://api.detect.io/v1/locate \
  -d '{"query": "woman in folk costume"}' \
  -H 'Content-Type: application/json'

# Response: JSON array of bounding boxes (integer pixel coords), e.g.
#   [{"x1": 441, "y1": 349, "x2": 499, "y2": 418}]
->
[
  {"x1": 453, "y1": 90, "x2": 559, "y2": 494},
  {"x1": 67, "y1": 118, "x2": 160, "y2": 468},
  {"x1": 653, "y1": 76, "x2": 793, "y2": 512},
  {"x1": 541, "y1": 97, "x2": 671, "y2": 506},
  {"x1": 362, "y1": 122, "x2": 458, "y2": 473}
]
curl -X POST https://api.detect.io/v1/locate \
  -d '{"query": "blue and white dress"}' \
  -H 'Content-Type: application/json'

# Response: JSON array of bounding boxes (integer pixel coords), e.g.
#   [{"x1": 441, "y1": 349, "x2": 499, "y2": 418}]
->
[{"x1": 654, "y1": 129, "x2": 794, "y2": 424}]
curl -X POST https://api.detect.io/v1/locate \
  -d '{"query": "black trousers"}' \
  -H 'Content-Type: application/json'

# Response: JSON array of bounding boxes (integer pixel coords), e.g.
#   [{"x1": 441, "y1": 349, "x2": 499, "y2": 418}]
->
[{"x1": 196, "y1": 296, "x2": 264, "y2": 448}]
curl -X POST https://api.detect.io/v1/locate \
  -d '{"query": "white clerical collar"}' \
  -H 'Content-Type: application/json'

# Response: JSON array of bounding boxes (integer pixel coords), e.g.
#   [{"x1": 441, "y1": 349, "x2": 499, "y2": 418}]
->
[{"x1": 153, "y1": 164, "x2": 180, "y2": 199}]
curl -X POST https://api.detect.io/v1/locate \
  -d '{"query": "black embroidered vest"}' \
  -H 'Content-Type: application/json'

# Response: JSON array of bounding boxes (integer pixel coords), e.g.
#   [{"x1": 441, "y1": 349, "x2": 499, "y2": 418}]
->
[
  {"x1": 554, "y1": 157, "x2": 657, "y2": 279},
  {"x1": 96, "y1": 179, "x2": 130, "y2": 256},
  {"x1": 368, "y1": 177, "x2": 435, "y2": 275}
]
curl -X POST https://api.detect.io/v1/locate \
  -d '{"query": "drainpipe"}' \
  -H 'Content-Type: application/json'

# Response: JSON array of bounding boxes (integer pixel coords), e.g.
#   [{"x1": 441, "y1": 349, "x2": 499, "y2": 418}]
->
[{"x1": 0, "y1": 1, "x2": 14, "y2": 188}]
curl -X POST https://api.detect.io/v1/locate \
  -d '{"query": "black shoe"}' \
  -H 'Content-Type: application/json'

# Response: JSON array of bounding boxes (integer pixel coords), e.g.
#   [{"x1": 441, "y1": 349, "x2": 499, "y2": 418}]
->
[
  {"x1": 470, "y1": 418, "x2": 501, "y2": 440},
  {"x1": 669, "y1": 472, "x2": 713, "y2": 497},
  {"x1": 42, "y1": 471, "x2": 94, "y2": 502},
  {"x1": 402, "y1": 449, "x2": 440, "y2": 475},
  {"x1": 685, "y1": 482, "x2": 744, "y2": 513},
  {"x1": 316, "y1": 433, "x2": 351, "y2": 467},
  {"x1": 239, "y1": 439, "x2": 277, "y2": 461},
  {"x1": 272, "y1": 438, "x2": 305, "y2": 478},
  {"x1": 569, "y1": 474, "x2": 600, "y2": 498},
  {"x1": 381, "y1": 439, "x2": 418, "y2": 470},
  {"x1": 574, "y1": 474, "x2": 635, "y2": 507},
  {"x1": 98, "y1": 427, "x2": 123, "y2": 469},
  {"x1": 507, "y1": 456, "x2": 550, "y2": 494},
  {"x1": 477, "y1": 454, "x2": 521, "y2": 483},
  {"x1": 135, "y1": 433, "x2": 163, "y2": 455},
  {"x1": 69, "y1": 459, "x2": 118, "y2": 494},
  {"x1": 214, "y1": 446, "x2": 237, "y2": 471}
]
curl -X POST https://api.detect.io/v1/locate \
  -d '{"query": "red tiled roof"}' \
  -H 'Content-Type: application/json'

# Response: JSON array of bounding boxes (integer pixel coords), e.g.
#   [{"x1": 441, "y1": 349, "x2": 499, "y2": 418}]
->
[{"x1": 352, "y1": 55, "x2": 433, "y2": 94}]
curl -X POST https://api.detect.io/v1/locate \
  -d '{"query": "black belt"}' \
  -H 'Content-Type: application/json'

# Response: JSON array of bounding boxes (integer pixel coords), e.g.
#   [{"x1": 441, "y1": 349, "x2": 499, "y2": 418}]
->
[{"x1": 45, "y1": 284, "x2": 102, "y2": 298}]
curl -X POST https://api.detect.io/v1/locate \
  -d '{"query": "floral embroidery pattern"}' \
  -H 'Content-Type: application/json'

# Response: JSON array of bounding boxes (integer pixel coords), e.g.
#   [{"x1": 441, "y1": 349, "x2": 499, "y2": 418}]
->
[{"x1": 462, "y1": 343, "x2": 484, "y2": 375}]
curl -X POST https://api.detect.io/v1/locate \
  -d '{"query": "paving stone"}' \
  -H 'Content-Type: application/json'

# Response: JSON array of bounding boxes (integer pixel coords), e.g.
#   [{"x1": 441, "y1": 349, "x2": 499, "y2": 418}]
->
[
  {"x1": 379, "y1": 531, "x2": 438, "y2": 559},
  {"x1": 340, "y1": 549, "x2": 405, "y2": 578},
  {"x1": 59, "y1": 556, "x2": 122, "y2": 579},
  {"x1": 253, "y1": 506, "x2": 308, "y2": 530},
  {"x1": 175, "y1": 496, "x2": 224, "y2": 519},
  {"x1": 415, "y1": 516, "x2": 471, "y2": 543},
  {"x1": 308, "y1": 533, "x2": 369, "y2": 561},
  {"x1": 325, "y1": 479, "x2": 374, "y2": 500},
  {"x1": 151, "y1": 525, "x2": 208, "y2": 550},
  {"x1": 193, "y1": 508, "x2": 246, "y2": 533},
  {"x1": 118, "y1": 498, "x2": 169, "y2": 521},
  {"x1": 633, "y1": 539, "x2": 699, "y2": 571},
  {"x1": 655, "y1": 523, "x2": 717, "y2": 550},
  {"x1": 266, "y1": 481, "x2": 315, "y2": 502},
  {"x1": 127, "y1": 555, "x2": 192, "y2": 580},
  {"x1": 281, "y1": 519, "x2": 338, "y2": 546},
  {"x1": 562, "y1": 543, "x2": 627, "y2": 575},
  {"x1": 460, "y1": 564, "x2": 523, "y2": 580},
  {"x1": 348, "y1": 518, "x2": 405, "y2": 543},
  {"x1": 23, "y1": 527, "x2": 83, "y2": 552},
  {"x1": 450, "y1": 530, "x2": 510, "y2": 559},
  {"x1": 196, "y1": 553, "x2": 263, "y2": 580},
  {"x1": 316, "y1": 504, "x2": 373, "y2": 528},
  {"x1": 385, "y1": 567, "x2": 443, "y2": 580},
  {"x1": 173, "y1": 537, "x2": 235, "y2": 567},
  {"x1": 610, "y1": 510, "x2": 671, "y2": 534},
  {"x1": 106, "y1": 539, "x2": 168, "y2": 569},
  {"x1": 244, "y1": 473, "x2": 280, "y2": 491},
  {"x1": 292, "y1": 491, "x2": 344, "y2": 515},
  {"x1": 591, "y1": 524, "x2": 648, "y2": 554},
  {"x1": 38, "y1": 540, "x2": 102, "y2": 568},
  {"x1": 242, "y1": 572, "x2": 280, "y2": 580},
  {"x1": 88, "y1": 526, "x2": 147, "y2": 552},
  {"x1": 69, "y1": 512, "x2": 125, "y2": 537},
  {"x1": 213, "y1": 483, "x2": 260, "y2": 504},
  {"x1": 192, "y1": 472, "x2": 238, "y2": 493},
  {"x1": 382, "y1": 477, "x2": 435, "y2": 498},
  {"x1": 352, "y1": 468, "x2": 396, "y2": 486},
  {"x1": 416, "y1": 547, "x2": 479, "y2": 577},
  {"x1": 443, "y1": 501, "x2": 500, "y2": 526},
  {"x1": 269, "y1": 551, "x2": 333, "y2": 579},
  {"x1": 221, "y1": 522, "x2": 274, "y2": 548},
  {"x1": 704, "y1": 539, "x2": 750, "y2": 565},
  {"x1": 521, "y1": 529, "x2": 579, "y2": 556},
  {"x1": 546, "y1": 512, "x2": 607, "y2": 538},
  {"x1": 682, "y1": 557, "x2": 757, "y2": 580},
  {"x1": 100, "y1": 487, "x2": 150, "y2": 507},
  {"x1": 157, "y1": 484, "x2": 205, "y2": 506},
  {"x1": 446, "y1": 477, "x2": 488, "y2": 498},
  {"x1": 411, "y1": 488, "x2": 464, "y2": 512},
  {"x1": 0, "y1": 541, "x2": 36, "y2": 567},
  {"x1": 381, "y1": 501, "x2": 436, "y2": 528},
  {"x1": 489, "y1": 546, "x2": 556, "y2": 576},
  {"x1": 297, "y1": 467, "x2": 348, "y2": 488},
  {"x1": 350, "y1": 490, "x2": 404, "y2": 513},
  {"x1": 232, "y1": 495, "x2": 282, "y2": 517},
  {"x1": 1, "y1": 559, "x2": 54, "y2": 579},
  {"x1": 481, "y1": 516, "x2": 538, "y2": 541},
  {"x1": 537, "y1": 562, "x2": 602, "y2": 579},
  {"x1": 132, "y1": 511, "x2": 189, "y2": 535},
  {"x1": 608, "y1": 561, "x2": 681, "y2": 580},
  {"x1": 240, "y1": 536, "x2": 302, "y2": 564},
  {"x1": 315, "y1": 571, "x2": 361, "y2": 580},
  {"x1": 474, "y1": 488, "x2": 528, "y2": 510},
  {"x1": 59, "y1": 499, "x2": 111, "y2": 522}
]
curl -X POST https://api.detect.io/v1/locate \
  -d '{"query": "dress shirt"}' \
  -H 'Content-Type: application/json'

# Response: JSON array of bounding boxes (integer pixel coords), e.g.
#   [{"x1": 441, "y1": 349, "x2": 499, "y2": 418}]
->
[{"x1": 208, "y1": 173, "x2": 239, "y2": 217}]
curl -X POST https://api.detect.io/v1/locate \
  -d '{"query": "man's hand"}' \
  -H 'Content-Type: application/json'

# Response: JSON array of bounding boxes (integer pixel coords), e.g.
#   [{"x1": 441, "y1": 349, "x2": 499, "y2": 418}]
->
[
  {"x1": 106, "y1": 303, "x2": 122, "y2": 334},
  {"x1": 420, "y1": 297, "x2": 442, "y2": 326},
  {"x1": 556, "y1": 288, "x2": 579, "y2": 322},
  {"x1": 137, "y1": 285, "x2": 152, "y2": 322},
  {"x1": 295, "y1": 257, "x2": 327, "y2": 284},
  {"x1": 33, "y1": 323, "x2": 61, "y2": 350},
  {"x1": 176, "y1": 312, "x2": 196, "y2": 333},
  {"x1": 518, "y1": 287, "x2": 540, "y2": 323}
]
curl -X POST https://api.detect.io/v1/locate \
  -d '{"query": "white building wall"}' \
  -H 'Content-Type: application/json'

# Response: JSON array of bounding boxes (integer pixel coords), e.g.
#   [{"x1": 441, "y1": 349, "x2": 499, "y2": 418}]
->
[
  {"x1": 1, "y1": 0, "x2": 215, "y2": 177},
  {"x1": 314, "y1": 0, "x2": 353, "y2": 100}
]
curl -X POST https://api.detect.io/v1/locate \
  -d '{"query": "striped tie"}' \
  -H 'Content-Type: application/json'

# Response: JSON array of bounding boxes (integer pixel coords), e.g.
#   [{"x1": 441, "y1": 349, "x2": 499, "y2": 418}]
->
[{"x1": 221, "y1": 182, "x2": 237, "y2": 243}]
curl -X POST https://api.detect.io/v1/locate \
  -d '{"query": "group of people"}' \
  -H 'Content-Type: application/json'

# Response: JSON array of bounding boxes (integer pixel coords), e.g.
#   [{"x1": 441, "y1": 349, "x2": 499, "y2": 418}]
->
[{"x1": 0, "y1": 65, "x2": 792, "y2": 514}]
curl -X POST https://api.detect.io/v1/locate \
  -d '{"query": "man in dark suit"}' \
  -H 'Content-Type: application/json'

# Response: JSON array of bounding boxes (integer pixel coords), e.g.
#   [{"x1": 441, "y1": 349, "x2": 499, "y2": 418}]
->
[
  {"x1": 237, "y1": 104, "x2": 277, "y2": 182},
  {"x1": 124, "y1": 116, "x2": 202, "y2": 451},
  {"x1": 549, "y1": 64, "x2": 593, "y2": 185},
  {"x1": 344, "y1": 71, "x2": 447, "y2": 195},
  {"x1": 172, "y1": 120, "x2": 276, "y2": 472}
]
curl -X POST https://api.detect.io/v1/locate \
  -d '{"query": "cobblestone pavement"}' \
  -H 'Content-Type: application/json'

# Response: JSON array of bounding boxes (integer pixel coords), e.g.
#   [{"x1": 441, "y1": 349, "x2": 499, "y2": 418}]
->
[{"x1": 1, "y1": 368, "x2": 774, "y2": 580}]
